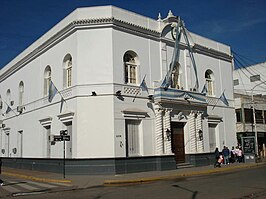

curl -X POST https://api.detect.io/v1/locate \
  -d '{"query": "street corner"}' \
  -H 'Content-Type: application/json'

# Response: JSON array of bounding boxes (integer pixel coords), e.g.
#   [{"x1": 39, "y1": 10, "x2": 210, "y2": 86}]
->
[
  {"x1": 103, "y1": 162, "x2": 264, "y2": 186},
  {"x1": 2, "y1": 171, "x2": 72, "y2": 184}
]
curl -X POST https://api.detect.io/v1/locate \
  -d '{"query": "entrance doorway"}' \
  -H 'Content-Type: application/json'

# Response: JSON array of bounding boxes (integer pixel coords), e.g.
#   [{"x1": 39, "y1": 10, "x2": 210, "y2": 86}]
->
[{"x1": 171, "y1": 122, "x2": 185, "y2": 164}]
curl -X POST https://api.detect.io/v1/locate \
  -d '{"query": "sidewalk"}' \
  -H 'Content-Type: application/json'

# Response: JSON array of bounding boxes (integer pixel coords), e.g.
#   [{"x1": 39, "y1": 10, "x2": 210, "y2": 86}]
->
[{"x1": 2, "y1": 159, "x2": 266, "y2": 190}]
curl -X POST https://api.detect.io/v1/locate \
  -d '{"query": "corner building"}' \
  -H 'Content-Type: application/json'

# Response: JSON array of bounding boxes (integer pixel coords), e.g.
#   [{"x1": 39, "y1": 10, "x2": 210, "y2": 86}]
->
[{"x1": 0, "y1": 6, "x2": 237, "y2": 174}]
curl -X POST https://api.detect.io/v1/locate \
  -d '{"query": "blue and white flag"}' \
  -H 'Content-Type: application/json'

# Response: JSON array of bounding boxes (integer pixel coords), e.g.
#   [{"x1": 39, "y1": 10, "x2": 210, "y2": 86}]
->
[
  {"x1": 212, "y1": 90, "x2": 229, "y2": 110},
  {"x1": 140, "y1": 76, "x2": 149, "y2": 93},
  {"x1": 201, "y1": 84, "x2": 208, "y2": 95},
  {"x1": 133, "y1": 75, "x2": 149, "y2": 102},
  {"x1": 48, "y1": 81, "x2": 58, "y2": 103},
  {"x1": 5, "y1": 104, "x2": 12, "y2": 114},
  {"x1": 219, "y1": 91, "x2": 229, "y2": 106}
]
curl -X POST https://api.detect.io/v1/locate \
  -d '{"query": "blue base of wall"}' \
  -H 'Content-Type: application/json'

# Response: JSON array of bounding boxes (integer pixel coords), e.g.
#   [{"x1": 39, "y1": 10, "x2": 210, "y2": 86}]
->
[
  {"x1": 2, "y1": 155, "x2": 176, "y2": 175},
  {"x1": 2, "y1": 153, "x2": 214, "y2": 174},
  {"x1": 187, "y1": 152, "x2": 214, "y2": 166}
]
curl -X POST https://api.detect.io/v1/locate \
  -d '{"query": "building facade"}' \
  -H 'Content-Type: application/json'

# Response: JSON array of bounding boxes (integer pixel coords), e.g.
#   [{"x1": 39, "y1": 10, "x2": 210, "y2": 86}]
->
[
  {"x1": 233, "y1": 63, "x2": 266, "y2": 157},
  {"x1": 0, "y1": 6, "x2": 236, "y2": 174}
]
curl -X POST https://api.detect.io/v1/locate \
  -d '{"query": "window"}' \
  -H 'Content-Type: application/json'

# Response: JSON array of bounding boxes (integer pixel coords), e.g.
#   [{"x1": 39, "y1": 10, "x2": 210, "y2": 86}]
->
[
  {"x1": 123, "y1": 51, "x2": 138, "y2": 84},
  {"x1": 250, "y1": 75, "x2": 260, "y2": 82},
  {"x1": 44, "y1": 66, "x2": 51, "y2": 96},
  {"x1": 255, "y1": 110, "x2": 263, "y2": 124},
  {"x1": 235, "y1": 109, "x2": 242, "y2": 123},
  {"x1": 205, "y1": 70, "x2": 215, "y2": 96},
  {"x1": 233, "y1": 79, "x2": 239, "y2": 86},
  {"x1": 126, "y1": 119, "x2": 140, "y2": 156},
  {"x1": 6, "y1": 89, "x2": 11, "y2": 105},
  {"x1": 17, "y1": 131, "x2": 23, "y2": 157},
  {"x1": 0, "y1": 95, "x2": 2, "y2": 110},
  {"x1": 65, "y1": 122, "x2": 72, "y2": 158},
  {"x1": 19, "y1": 81, "x2": 24, "y2": 106},
  {"x1": 63, "y1": 54, "x2": 72, "y2": 88},
  {"x1": 244, "y1": 109, "x2": 253, "y2": 123},
  {"x1": 43, "y1": 126, "x2": 51, "y2": 158},
  {"x1": 208, "y1": 124, "x2": 217, "y2": 151}
]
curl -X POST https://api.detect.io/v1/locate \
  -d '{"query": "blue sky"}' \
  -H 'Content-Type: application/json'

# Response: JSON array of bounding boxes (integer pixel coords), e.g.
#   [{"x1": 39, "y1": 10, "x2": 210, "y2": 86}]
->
[{"x1": 1, "y1": 0, "x2": 266, "y2": 69}]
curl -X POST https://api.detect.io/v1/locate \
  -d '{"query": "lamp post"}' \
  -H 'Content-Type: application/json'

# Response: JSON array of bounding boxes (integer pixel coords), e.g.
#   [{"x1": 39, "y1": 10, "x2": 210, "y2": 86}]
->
[{"x1": 251, "y1": 81, "x2": 266, "y2": 156}]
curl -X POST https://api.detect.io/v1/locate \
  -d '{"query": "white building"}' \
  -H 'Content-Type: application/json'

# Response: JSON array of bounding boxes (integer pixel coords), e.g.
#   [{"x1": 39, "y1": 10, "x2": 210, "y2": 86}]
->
[
  {"x1": 0, "y1": 6, "x2": 236, "y2": 174},
  {"x1": 233, "y1": 63, "x2": 266, "y2": 157}
]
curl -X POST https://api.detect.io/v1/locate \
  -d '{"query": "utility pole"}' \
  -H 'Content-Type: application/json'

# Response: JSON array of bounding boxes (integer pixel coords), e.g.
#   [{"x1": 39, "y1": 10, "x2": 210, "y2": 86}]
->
[
  {"x1": 251, "y1": 93, "x2": 258, "y2": 156},
  {"x1": 251, "y1": 80, "x2": 266, "y2": 157}
]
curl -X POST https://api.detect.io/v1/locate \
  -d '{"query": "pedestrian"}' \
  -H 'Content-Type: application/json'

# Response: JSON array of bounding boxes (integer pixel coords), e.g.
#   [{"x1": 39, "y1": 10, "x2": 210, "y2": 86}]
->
[
  {"x1": 239, "y1": 147, "x2": 244, "y2": 163},
  {"x1": 0, "y1": 157, "x2": 3, "y2": 186},
  {"x1": 230, "y1": 146, "x2": 236, "y2": 163},
  {"x1": 235, "y1": 146, "x2": 243, "y2": 163},
  {"x1": 222, "y1": 146, "x2": 230, "y2": 165},
  {"x1": 214, "y1": 147, "x2": 221, "y2": 168}
]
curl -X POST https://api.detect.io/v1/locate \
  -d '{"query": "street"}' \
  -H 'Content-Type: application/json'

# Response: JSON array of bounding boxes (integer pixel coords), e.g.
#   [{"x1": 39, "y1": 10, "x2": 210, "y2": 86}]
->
[{"x1": 1, "y1": 164, "x2": 266, "y2": 199}]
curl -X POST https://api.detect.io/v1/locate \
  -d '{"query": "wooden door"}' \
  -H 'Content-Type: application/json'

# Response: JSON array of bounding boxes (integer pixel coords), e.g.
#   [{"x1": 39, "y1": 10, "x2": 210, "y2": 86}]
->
[{"x1": 171, "y1": 122, "x2": 185, "y2": 164}]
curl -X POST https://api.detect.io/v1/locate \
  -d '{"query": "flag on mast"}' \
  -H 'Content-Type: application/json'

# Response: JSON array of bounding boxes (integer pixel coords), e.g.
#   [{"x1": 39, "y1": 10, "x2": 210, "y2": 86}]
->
[
  {"x1": 201, "y1": 84, "x2": 208, "y2": 95},
  {"x1": 5, "y1": 104, "x2": 12, "y2": 114},
  {"x1": 212, "y1": 90, "x2": 229, "y2": 110},
  {"x1": 133, "y1": 75, "x2": 149, "y2": 102},
  {"x1": 48, "y1": 80, "x2": 58, "y2": 103},
  {"x1": 219, "y1": 91, "x2": 229, "y2": 106},
  {"x1": 140, "y1": 76, "x2": 149, "y2": 94}
]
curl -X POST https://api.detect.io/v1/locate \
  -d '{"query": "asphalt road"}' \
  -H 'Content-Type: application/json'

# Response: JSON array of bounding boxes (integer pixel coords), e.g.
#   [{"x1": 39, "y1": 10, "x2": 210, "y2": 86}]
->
[{"x1": 2, "y1": 164, "x2": 266, "y2": 199}]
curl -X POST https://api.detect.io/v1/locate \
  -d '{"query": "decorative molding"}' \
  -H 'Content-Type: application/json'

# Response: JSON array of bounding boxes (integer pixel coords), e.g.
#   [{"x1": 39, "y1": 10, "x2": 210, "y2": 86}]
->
[
  {"x1": 193, "y1": 44, "x2": 232, "y2": 62},
  {"x1": 39, "y1": 117, "x2": 53, "y2": 128},
  {"x1": 57, "y1": 111, "x2": 75, "y2": 124},
  {"x1": 207, "y1": 115, "x2": 223, "y2": 124},
  {"x1": 122, "y1": 108, "x2": 148, "y2": 118},
  {"x1": 0, "y1": 15, "x2": 232, "y2": 82}
]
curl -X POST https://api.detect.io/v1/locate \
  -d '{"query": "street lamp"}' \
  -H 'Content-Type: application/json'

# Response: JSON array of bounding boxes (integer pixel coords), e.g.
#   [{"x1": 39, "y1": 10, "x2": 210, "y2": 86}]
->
[{"x1": 251, "y1": 80, "x2": 266, "y2": 156}]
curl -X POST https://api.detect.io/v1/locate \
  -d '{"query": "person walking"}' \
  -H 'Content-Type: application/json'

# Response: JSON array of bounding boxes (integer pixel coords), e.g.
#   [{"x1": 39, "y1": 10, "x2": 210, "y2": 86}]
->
[
  {"x1": 222, "y1": 146, "x2": 230, "y2": 165},
  {"x1": 235, "y1": 146, "x2": 243, "y2": 163},
  {"x1": 230, "y1": 146, "x2": 236, "y2": 163},
  {"x1": 0, "y1": 157, "x2": 3, "y2": 186},
  {"x1": 214, "y1": 147, "x2": 221, "y2": 168}
]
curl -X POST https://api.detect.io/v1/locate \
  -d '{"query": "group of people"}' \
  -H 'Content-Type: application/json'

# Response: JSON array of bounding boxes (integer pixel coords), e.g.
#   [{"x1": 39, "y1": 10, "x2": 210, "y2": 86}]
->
[{"x1": 214, "y1": 146, "x2": 244, "y2": 168}]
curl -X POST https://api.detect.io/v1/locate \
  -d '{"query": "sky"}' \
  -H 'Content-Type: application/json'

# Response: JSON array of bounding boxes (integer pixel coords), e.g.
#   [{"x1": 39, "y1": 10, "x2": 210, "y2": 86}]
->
[{"x1": 1, "y1": 0, "x2": 266, "y2": 69}]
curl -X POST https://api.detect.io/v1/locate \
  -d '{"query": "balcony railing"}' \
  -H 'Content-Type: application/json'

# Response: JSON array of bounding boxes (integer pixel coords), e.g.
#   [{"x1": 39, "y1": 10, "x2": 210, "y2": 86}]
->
[{"x1": 153, "y1": 87, "x2": 207, "y2": 105}]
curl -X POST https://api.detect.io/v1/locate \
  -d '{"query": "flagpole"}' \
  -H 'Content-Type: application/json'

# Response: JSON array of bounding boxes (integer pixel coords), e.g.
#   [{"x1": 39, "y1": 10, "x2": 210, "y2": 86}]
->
[
  {"x1": 50, "y1": 80, "x2": 68, "y2": 110},
  {"x1": 133, "y1": 75, "x2": 147, "y2": 102},
  {"x1": 132, "y1": 89, "x2": 139, "y2": 102},
  {"x1": 212, "y1": 89, "x2": 225, "y2": 110},
  {"x1": 3, "y1": 101, "x2": 18, "y2": 116}
]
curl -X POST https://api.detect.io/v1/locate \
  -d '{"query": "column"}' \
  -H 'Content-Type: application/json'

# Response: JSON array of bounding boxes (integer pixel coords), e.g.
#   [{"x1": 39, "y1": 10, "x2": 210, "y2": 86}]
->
[
  {"x1": 163, "y1": 109, "x2": 172, "y2": 154},
  {"x1": 189, "y1": 112, "x2": 196, "y2": 153},
  {"x1": 196, "y1": 112, "x2": 204, "y2": 152},
  {"x1": 155, "y1": 108, "x2": 164, "y2": 154}
]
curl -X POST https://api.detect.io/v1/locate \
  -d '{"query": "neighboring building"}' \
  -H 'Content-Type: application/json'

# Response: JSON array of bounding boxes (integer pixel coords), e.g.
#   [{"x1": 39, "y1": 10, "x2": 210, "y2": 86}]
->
[
  {"x1": 0, "y1": 6, "x2": 236, "y2": 174},
  {"x1": 233, "y1": 63, "x2": 266, "y2": 157}
]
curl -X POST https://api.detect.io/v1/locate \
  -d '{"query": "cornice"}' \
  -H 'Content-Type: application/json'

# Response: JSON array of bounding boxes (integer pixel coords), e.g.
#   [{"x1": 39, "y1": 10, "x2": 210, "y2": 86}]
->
[
  {"x1": 193, "y1": 44, "x2": 232, "y2": 62},
  {"x1": 0, "y1": 17, "x2": 160, "y2": 82},
  {"x1": 0, "y1": 16, "x2": 232, "y2": 82}
]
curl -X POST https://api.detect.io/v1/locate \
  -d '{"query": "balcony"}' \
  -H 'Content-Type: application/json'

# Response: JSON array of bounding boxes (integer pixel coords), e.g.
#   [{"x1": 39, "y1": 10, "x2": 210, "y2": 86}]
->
[{"x1": 153, "y1": 87, "x2": 207, "y2": 106}]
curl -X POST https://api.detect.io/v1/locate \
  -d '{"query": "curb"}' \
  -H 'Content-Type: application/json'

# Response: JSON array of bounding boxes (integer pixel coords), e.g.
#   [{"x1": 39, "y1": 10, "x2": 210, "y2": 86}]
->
[
  {"x1": 2, "y1": 171, "x2": 72, "y2": 184},
  {"x1": 104, "y1": 163, "x2": 264, "y2": 185}
]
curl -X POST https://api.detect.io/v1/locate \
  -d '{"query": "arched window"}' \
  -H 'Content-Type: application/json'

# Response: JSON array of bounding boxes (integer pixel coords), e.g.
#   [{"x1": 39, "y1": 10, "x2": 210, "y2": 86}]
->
[
  {"x1": 19, "y1": 81, "x2": 24, "y2": 106},
  {"x1": 6, "y1": 89, "x2": 11, "y2": 105},
  {"x1": 44, "y1": 66, "x2": 52, "y2": 96},
  {"x1": 63, "y1": 54, "x2": 72, "y2": 88},
  {"x1": 205, "y1": 70, "x2": 215, "y2": 96},
  {"x1": 123, "y1": 51, "x2": 139, "y2": 84},
  {"x1": 0, "y1": 95, "x2": 2, "y2": 110}
]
